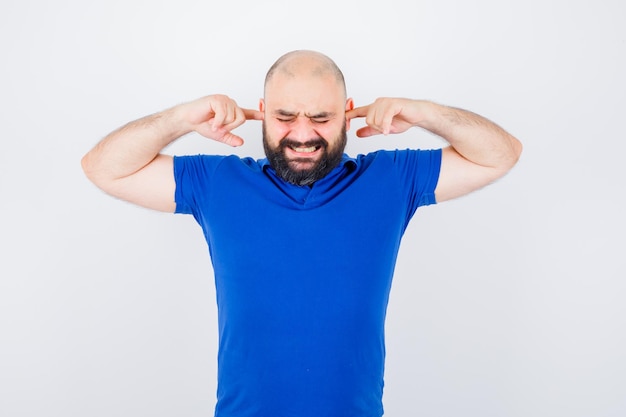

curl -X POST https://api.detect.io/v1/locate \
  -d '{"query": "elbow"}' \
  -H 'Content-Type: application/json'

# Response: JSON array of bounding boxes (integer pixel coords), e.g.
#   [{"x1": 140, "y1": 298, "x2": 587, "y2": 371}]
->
[
  {"x1": 510, "y1": 136, "x2": 523, "y2": 167},
  {"x1": 502, "y1": 135, "x2": 523, "y2": 172},
  {"x1": 81, "y1": 151, "x2": 110, "y2": 189},
  {"x1": 81, "y1": 152, "x2": 97, "y2": 182},
  {"x1": 491, "y1": 136, "x2": 523, "y2": 178}
]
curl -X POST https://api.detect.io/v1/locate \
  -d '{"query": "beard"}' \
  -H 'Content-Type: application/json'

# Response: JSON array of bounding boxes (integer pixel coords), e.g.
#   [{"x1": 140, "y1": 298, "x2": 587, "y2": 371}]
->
[{"x1": 263, "y1": 122, "x2": 347, "y2": 186}]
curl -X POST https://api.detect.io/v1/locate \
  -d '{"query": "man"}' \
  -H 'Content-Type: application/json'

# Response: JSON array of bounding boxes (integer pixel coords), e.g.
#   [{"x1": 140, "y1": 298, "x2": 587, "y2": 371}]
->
[{"x1": 82, "y1": 50, "x2": 522, "y2": 417}]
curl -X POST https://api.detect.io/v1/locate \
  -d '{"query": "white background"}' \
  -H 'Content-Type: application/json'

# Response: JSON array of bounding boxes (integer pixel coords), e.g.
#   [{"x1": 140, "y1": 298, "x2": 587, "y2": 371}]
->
[{"x1": 1, "y1": 0, "x2": 625, "y2": 416}]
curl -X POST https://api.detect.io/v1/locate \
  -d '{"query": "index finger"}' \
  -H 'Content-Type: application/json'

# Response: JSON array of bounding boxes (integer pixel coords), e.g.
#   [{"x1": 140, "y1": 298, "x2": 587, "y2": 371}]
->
[
  {"x1": 243, "y1": 108, "x2": 264, "y2": 121},
  {"x1": 346, "y1": 105, "x2": 370, "y2": 120}
]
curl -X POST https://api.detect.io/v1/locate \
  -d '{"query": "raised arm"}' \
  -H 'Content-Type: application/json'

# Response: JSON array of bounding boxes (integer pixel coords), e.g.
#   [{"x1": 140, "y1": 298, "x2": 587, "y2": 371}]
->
[
  {"x1": 346, "y1": 98, "x2": 522, "y2": 202},
  {"x1": 81, "y1": 95, "x2": 263, "y2": 212}
]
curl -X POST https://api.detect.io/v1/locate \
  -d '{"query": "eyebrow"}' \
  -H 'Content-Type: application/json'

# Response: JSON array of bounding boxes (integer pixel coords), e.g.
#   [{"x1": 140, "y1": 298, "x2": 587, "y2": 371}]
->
[{"x1": 273, "y1": 110, "x2": 336, "y2": 119}]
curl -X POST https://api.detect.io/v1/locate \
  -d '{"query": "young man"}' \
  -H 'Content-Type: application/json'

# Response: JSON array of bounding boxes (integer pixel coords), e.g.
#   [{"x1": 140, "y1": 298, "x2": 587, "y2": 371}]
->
[{"x1": 82, "y1": 50, "x2": 522, "y2": 417}]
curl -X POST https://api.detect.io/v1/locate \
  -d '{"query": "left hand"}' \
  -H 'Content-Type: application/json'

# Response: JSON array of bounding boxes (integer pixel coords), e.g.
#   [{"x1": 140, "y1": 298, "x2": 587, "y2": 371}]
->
[{"x1": 346, "y1": 98, "x2": 424, "y2": 137}]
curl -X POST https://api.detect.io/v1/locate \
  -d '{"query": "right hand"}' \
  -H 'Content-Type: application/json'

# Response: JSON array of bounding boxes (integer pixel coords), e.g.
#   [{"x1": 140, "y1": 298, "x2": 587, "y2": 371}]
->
[{"x1": 183, "y1": 94, "x2": 264, "y2": 146}]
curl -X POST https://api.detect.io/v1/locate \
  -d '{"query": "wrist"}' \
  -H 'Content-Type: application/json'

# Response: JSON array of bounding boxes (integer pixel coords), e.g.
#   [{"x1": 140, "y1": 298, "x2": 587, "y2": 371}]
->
[
  {"x1": 407, "y1": 99, "x2": 437, "y2": 129},
  {"x1": 165, "y1": 102, "x2": 196, "y2": 137}
]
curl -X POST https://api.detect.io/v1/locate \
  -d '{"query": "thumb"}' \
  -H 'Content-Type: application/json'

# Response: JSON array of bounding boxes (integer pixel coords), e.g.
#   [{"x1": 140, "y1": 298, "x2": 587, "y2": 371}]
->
[
  {"x1": 195, "y1": 123, "x2": 244, "y2": 146},
  {"x1": 216, "y1": 129, "x2": 244, "y2": 147},
  {"x1": 355, "y1": 126, "x2": 382, "y2": 138}
]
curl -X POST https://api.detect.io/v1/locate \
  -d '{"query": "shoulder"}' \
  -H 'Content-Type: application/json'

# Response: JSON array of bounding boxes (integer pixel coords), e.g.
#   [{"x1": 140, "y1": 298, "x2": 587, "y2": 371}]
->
[
  {"x1": 174, "y1": 154, "x2": 264, "y2": 175},
  {"x1": 354, "y1": 149, "x2": 442, "y2": 171}
]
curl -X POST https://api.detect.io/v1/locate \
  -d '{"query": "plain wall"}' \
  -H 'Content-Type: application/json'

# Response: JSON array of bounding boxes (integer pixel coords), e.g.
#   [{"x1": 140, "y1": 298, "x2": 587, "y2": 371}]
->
[{"x1": 1, "y1": 0, "x2": 624, "y2": 416}]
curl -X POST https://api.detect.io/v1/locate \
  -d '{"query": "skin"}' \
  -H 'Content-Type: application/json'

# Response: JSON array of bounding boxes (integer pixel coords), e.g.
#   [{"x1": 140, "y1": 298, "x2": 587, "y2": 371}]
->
[
  {"x1": 261, "y1": 51, "x2": 353, "y2": 176},
  {"x1": 348, "y1": 98, "x2": 523, "y2": 201},
  {"x1": 81, "y1": 50, "x2": 522, "y2": 212}
]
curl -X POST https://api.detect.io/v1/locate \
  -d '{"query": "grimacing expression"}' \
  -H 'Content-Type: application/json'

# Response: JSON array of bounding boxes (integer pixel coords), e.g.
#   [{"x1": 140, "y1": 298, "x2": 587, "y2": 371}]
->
[
  {"x1": 260, "y1": 51, "x2": 352, "y2": 185},
  {"x1": 262, "y1": 121, "x2": 348, "y2": 186}
]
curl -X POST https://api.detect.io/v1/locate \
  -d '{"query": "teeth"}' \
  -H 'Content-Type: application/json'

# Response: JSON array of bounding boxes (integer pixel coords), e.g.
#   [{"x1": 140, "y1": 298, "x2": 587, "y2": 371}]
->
[{"x1": 292, "y1": 146, "x2": 317, "y2": 153}]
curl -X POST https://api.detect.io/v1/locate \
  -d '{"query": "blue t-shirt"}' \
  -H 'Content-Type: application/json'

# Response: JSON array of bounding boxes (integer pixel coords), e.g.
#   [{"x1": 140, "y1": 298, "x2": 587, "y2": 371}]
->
[{"x1": 174, "y1": 149, "x2": 441, "y2": 417}]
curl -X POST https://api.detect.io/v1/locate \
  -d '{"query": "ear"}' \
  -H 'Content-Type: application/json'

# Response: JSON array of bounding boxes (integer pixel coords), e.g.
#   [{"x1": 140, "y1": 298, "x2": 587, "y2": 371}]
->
[
  {"x1": 345, "y1": 98, "x2": 354, "y2": 130},
  {"x1": 259, "y1": 99, "x2": 265, "y2": 112}
]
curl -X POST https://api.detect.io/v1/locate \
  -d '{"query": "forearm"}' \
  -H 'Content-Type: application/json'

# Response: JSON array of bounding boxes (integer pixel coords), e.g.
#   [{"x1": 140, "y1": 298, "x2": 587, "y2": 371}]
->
[
  {"x1": 416, "y1": 101, "x2": 522, "y2": 171},
  {"x1": 81, "y1": 104, "x2": 191, "y2": 184}
]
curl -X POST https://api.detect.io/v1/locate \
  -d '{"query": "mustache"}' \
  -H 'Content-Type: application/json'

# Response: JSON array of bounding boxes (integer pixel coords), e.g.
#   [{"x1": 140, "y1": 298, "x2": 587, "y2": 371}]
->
[{"x1": 279, "y1": 138, "x2": 328, "y2": 150}]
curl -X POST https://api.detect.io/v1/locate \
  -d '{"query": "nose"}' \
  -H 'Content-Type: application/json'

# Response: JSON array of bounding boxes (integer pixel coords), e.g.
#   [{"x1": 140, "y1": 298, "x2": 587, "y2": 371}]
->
[{"x1": 289, "y1": 117, "x2": 318, "y2": 142}]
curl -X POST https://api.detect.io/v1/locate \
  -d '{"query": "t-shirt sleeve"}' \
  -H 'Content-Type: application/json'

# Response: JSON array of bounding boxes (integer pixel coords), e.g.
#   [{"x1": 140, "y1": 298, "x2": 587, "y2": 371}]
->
[
  {"x1": 386, "y1": 148, "x2": 442, "y2": 225},
  {"x1": 173, "y1": 155, "x2": 223, "y2": 215}
]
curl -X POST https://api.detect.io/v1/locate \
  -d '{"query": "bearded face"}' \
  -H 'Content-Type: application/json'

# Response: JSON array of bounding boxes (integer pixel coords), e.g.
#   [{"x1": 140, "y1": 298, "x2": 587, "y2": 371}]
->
[{"x1": 262, "y1": 121, "x2": 347, "y2": 186}]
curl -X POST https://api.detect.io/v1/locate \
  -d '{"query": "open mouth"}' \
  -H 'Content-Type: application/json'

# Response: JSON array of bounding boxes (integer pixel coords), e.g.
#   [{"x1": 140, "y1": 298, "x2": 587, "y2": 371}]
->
[
  {"x1": 289, "y1": 144, "x2": 321, "y2": 154},
  {"x1": 281, "y1": 138, "x2": 327, "y2": 157}
]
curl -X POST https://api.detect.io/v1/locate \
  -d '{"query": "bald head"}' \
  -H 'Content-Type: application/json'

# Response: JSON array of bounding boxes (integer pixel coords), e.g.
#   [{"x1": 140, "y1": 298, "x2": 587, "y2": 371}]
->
[{"x1": 264, "y1": 50, "x2": 346, "y2": 98}]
